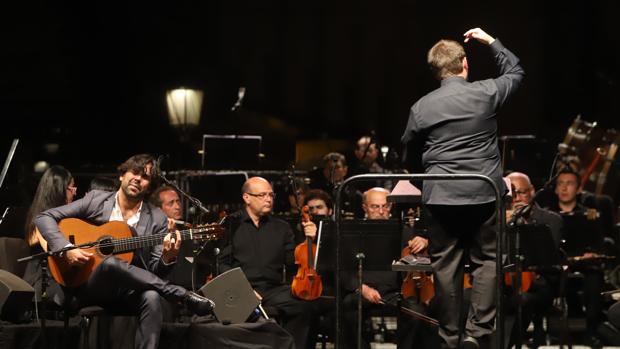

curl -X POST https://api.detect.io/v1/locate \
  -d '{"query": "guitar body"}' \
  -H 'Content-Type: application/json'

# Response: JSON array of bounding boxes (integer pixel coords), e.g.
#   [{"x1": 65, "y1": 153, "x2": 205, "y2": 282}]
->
[{"x1": 48, "y1": 218, "x2": 134, "y2": 287}]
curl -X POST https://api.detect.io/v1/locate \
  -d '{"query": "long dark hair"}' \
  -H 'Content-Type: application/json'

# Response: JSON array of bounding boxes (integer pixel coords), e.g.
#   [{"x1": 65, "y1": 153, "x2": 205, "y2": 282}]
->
[{"x1": 24, "y1": 166, "x2": 73, "y2": 242}]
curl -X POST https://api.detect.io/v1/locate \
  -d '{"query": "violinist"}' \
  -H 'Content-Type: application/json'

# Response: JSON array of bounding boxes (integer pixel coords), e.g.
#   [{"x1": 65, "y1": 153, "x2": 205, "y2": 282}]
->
[
  {"x1": 342, "y1": 187, "x2": 430, "y2": 349},
  {"x1": 217, "y1": 177, "x2": 320, "y2": 349},
  {"x1": 505, "y1": 172, "x2": 563, "y2": 347},
  {"x1": 305, "y1": 189, "x2": 334, "y2": 217}
]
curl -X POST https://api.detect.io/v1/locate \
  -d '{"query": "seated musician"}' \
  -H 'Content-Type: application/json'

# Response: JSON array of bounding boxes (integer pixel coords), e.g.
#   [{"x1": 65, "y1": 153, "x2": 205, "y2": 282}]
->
[
  {"x1": 217, "y1": 176, "x2": 320, "y2": 349},
  {"x1": 548, "y1": 167, "x2": 607, "y2": 345},
  {"x1": 308, "y1": 152, "x2": 349, "y2": 197},
  {"x1": 342, "y1": 187, "x2": 429, "y2": 349},
  {"x1": 35, "y1": 154, "x2": 215, "y2": 349},
  {"x1": 23, "y1": 166, "x2": 78, "y2": 306},
  {"x1": 150, "y1": 185, "x2": 184, "y2": 231},
  {"x1": 505, "y1": 172, "x2": 563, "y2": 347}
]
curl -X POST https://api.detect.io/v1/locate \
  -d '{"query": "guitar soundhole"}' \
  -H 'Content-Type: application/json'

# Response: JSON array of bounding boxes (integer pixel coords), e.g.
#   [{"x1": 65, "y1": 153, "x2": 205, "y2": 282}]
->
[{"x1": 98, "y1": 236, "x2": 114, "y2": 256}]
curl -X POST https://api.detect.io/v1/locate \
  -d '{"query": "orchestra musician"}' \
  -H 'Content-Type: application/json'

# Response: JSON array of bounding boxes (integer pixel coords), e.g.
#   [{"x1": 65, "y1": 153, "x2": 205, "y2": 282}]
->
[
  {"x1": 549, "y1": 167, "x2": 607, "y2": 345},
  {"x1": 401, "y1": 27, "x2": 524, "y2": 349},
  {"x1": 23, "y1": 166, "x2": 78, "y2": 306},
  {"x1": 217, "y1": 176, "x2": 320, "y2": 349},
  {"x1": 505, "y1": 172, "x2": 563, "y2": 347},
  {"x1": 34, "y1": 154, "x2": 215, "y2": 349},
  {"x1": 341, "y1": 187, "x2": 430, "y2": 349},
  {"x1": 150, "y1": 185, "x2": 184, "y2": 231}
]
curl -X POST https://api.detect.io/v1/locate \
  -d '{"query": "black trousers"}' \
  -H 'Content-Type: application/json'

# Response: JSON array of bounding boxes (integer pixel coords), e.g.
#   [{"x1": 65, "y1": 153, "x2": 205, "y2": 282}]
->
[
  {"x1": 259, "y1": 284, "x2": 318, "y2": 349},
  {"x1": 566, "y1": 269, "x2": 605, "y2": 336},
  {"x1": 70, "y1": 257, "x2": 187, "y2": 349},
  {"x1": 505, "y1": 276, "x2": 556, "y2": 346},
  {"x1": 425, "y1": 203, "x2": 497, "y2": 348}
]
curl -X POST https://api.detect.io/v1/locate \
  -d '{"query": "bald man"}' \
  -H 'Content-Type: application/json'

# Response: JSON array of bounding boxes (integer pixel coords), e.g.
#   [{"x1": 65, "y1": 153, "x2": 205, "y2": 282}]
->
[
  {"x1": 343, "y1": 187, "x2": 430, "y2": 349},
  {"x1": 505, "y1": 172, "x2": 563, "y2": 347},
  {"x1": 217, "y1": 177, "x2": 319, "y2": 349}
]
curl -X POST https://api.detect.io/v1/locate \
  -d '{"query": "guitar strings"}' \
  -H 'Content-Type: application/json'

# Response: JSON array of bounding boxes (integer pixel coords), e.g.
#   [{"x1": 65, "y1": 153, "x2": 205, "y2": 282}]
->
[{"x1": 71, "y1": 225, "x2": 223, "y2": 251}]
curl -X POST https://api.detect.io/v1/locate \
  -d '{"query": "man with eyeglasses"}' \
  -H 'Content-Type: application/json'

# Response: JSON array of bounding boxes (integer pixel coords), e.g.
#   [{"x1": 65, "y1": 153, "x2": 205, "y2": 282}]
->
[
  {"x1": 505, "y1": 172, "x2": 563, "y2": 347},
  {"x1": 218, "y1": 176, "x2": 320, "y2": 349},
  {"x1": 342, "y1": 187, "x2": 430, "y2": 348}
]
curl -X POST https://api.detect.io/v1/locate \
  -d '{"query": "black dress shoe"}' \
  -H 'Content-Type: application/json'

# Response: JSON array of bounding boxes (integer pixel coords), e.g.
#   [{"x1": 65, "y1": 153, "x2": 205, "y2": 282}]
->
[
  {"x1": 461, "y1": 336, "x2": 480, "y2": 349},
  {"x1": 184, "y1": 291, "x2": 215, "y2": 316}
]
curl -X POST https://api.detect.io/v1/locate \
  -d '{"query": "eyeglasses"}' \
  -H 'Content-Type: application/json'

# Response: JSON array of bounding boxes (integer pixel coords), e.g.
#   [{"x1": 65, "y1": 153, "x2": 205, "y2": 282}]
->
[
  {"x1": 368, "y1": 203, "x2": 390, "y2": 210},
  {"x1": 67, "y1": 186, "x2": 77, "y2": 194},
  {"x1": 246, "y1": 192, "x2": 276, "y2": 200}
]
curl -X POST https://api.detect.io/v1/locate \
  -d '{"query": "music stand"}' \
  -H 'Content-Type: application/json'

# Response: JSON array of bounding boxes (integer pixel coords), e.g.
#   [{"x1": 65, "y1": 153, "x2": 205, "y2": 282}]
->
[
  {"x1": 317, "y1": 219, "x2": 402, "y2": 349},
  {"x1": 508, "y1": 224, "x2": 560, "y2": 273},
  {"x1": 201, "y1": 134, "x2": 262, "y2": 170}
]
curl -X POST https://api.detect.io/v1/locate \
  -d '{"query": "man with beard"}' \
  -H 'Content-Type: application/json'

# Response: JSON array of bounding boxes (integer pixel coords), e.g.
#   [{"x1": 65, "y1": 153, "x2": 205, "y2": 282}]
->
[{"x1": 36, "y1": 154, "x2": 215, "y2": 349}]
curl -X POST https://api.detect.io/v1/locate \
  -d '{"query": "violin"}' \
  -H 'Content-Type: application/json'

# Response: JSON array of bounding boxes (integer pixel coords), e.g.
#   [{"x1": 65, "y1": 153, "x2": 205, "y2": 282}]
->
[
  {"x1": 504, "y1": 271, "x2": 535, "y2": 292},
  {"x1": 291, "y1": 205, "x2": 323, "y2": 300},
  {"x1": 400, "y1": 245, "x2": 434, "y2": 305}
]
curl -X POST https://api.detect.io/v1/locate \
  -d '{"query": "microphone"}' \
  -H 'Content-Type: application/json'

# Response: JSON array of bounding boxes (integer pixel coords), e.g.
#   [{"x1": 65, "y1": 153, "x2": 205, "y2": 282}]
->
[
  {"x1": 155, "y1": 154, "x2": 169, "y2": 177},
  {"x1": 231, "y1": 86, "x2": 246, "y2": 111}
]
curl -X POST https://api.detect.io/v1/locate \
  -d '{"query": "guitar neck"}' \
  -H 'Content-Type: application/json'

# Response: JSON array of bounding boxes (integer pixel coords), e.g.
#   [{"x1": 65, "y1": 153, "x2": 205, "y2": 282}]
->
[{"x1": 111, "y1": 228, "x2": 205, "y2": 254}]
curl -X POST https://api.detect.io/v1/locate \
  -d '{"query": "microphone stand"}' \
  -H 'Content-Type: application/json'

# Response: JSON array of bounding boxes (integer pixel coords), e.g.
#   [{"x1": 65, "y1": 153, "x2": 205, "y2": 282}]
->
[{"x1": 18, "y1": 242, "x2": 100, "y2": 349}]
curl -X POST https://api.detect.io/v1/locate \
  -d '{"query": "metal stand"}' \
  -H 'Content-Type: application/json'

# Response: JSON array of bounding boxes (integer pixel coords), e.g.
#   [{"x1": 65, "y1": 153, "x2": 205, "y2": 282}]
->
[
  {"x1": 39, "y1": 257, "x2": 49, "y2": 349},
  {"x1": 18, "y1": 243, "x2": 95, "y2": 349},
  {"x1": 355, "y1": 252, "x2": 365, "y2": 349},
  {"x1": 334, "y1": 173, "x2": 504, "y2": 349}
]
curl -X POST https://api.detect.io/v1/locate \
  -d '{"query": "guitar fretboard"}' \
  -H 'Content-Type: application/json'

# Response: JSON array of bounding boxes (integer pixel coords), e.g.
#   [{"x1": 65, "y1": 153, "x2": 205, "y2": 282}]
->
[{"x1": 105, "y1": 226, "x2": 221, "y2": 254}]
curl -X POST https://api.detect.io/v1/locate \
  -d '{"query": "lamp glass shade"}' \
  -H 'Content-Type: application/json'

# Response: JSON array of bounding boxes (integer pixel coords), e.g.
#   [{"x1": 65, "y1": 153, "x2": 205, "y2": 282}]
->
[{"x1": 166, "y1": 88, "x2": 203, "y2": 127}]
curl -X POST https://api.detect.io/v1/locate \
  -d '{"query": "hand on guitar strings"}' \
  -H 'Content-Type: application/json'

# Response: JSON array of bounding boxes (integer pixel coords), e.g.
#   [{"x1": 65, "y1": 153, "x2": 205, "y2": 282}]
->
[
  {"x1": 162, "y1": 230, "x2": 181, "y2": 263},
  {"x1": 66, "y1": 248, "x2": 94, "y2": 266}
]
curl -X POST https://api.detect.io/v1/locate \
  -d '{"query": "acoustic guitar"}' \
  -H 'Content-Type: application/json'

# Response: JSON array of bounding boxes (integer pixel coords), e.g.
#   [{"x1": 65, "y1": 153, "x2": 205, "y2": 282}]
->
[{"x1": 47, "y1": 218, "x2": 224, "y2": 287}]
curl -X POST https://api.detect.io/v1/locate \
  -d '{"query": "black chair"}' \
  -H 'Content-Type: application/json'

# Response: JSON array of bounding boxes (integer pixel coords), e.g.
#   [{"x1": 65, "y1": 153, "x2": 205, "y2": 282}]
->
[{"x1": 0, "y1": 237, "x2": 30, "y2": 276}]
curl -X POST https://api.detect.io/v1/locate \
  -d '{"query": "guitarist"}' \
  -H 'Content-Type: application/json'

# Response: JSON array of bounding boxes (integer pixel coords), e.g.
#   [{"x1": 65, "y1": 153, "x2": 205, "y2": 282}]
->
[{"x1": 35, "y1": 154, "x2": 215, "y2": 349}]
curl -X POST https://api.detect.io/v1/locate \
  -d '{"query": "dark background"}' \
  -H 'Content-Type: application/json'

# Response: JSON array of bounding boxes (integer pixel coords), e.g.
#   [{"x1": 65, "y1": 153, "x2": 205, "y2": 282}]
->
[{"x1": 1, "y1": 0, "x2": 619, "y2": 206}]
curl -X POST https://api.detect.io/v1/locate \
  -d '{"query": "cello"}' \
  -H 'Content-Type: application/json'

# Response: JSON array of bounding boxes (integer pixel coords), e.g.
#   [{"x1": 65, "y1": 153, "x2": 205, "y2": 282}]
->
[{"x1": 291, "y1": 205, "x2": 323, "y2": 300}]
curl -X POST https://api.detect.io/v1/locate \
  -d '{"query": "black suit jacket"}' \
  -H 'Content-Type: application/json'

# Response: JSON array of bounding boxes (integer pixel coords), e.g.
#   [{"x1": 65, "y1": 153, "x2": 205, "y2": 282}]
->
[{"x1": 401, "y1": 39, "x2": 525, "y2": 205}]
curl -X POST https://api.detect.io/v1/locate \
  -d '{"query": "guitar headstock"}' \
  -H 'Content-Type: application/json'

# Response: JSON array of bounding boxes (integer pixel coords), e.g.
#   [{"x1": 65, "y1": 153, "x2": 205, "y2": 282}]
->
[{"x1": 191, "y1": 223, "x2": 225, "y2": 242}]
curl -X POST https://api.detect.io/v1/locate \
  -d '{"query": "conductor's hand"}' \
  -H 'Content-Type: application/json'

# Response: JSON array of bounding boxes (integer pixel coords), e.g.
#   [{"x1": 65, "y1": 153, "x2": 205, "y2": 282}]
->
[
  {"x1": 302, "y1": 221, "x2": 317, "y2": 240},
  {"x1": 162, "y1": 230, "x2": 181, "y2": 263},
  {"x1": 66, "y1": 248, "x2": 93, "y2": 266},
  {"x1": 361, "y1": 284, "x2": 382, "y2": 304},
  {"x1": 408, "y1": 236, "x2": 429, "y2": 254},
  {"x1": 463, "y1": 28, "x2": 495, "y2": 45}
]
